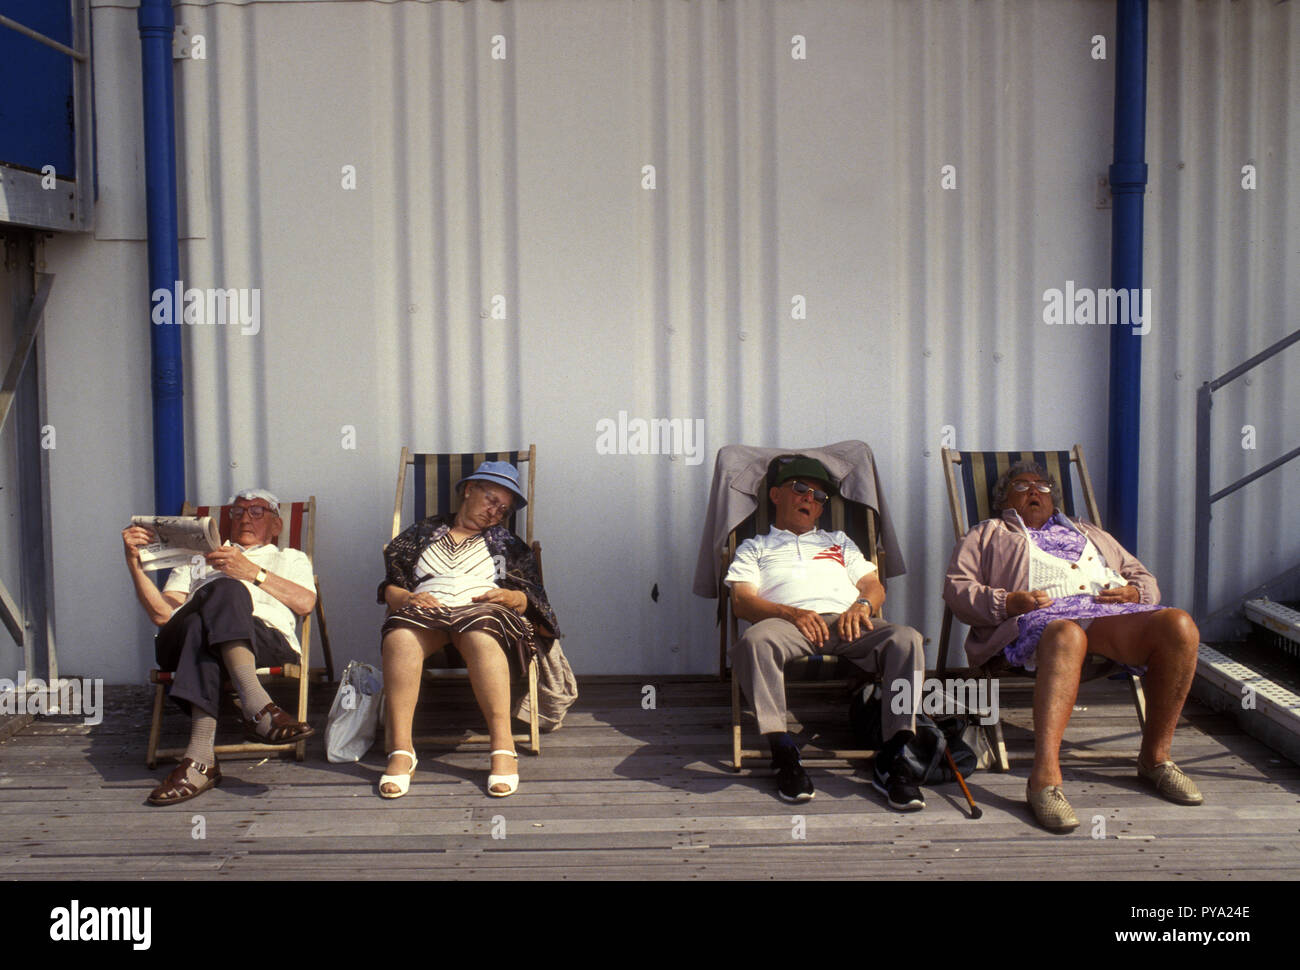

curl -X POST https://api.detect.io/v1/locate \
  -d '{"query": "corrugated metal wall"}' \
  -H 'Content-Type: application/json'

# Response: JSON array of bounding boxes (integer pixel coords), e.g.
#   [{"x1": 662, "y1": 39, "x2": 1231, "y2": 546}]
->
[{"x1": 30, "y1": 0, "x2": 1298, "y2": 684}]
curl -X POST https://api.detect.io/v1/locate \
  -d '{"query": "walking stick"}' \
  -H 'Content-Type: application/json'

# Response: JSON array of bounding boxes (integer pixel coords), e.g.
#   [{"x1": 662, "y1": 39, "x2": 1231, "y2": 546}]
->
[{"x1": 946, "y1": 747, "x2": 982, "y2": 819}]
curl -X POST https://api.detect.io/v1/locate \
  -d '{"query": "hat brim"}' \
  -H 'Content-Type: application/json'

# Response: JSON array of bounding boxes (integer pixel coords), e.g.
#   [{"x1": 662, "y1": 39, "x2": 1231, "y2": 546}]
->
[{"x1": 456, "y1": 473, "x2": 528, "y2": 508}]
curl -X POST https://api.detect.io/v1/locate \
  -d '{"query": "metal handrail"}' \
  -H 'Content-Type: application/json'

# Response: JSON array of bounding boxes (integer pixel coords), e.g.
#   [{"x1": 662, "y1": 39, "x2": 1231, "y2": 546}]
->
[
  {"x1": 0, "y1": 14, "x2": 87, "y2": 62},
  {"x1": 1194, "y1": 327, "x2": 1300, "y2": 618}
]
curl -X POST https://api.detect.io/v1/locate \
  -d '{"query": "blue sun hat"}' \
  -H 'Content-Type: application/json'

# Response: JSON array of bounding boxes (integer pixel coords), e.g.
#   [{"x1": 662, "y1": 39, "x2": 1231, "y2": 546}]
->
[{"x1": 456, "y1": 461, "x2": 528, "y2": 508}]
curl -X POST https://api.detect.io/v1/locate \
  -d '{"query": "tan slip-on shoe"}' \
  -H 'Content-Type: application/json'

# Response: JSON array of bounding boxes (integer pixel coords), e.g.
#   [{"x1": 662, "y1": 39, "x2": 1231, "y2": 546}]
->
[
  {"x1": 1138, "y1": 760, "x2": 1203, "y2": 805},
  {"x1": 1026, "y1": 782, "x2": 1080, "y2": 832}
]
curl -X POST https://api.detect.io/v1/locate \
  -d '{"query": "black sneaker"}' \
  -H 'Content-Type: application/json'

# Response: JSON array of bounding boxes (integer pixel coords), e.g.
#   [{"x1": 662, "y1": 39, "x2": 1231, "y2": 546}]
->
[
  {"x1": 872, "y1": 755, "x2": 925, "y2": 811},
  {"x1": 773, "y1": 751, "x2": 815, "y2": 803}
]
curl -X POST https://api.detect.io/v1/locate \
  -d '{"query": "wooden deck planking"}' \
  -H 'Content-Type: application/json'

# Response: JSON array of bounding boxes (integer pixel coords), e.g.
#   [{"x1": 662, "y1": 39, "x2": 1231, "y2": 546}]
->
[{"x1": 1, "y1": 678, "x2": 1298, "y2": 879}]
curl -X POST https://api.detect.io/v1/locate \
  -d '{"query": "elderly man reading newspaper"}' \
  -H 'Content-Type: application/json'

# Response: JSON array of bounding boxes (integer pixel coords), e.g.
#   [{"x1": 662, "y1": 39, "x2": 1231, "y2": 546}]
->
[{"x1": 122, "y1": 488, "x2": 316, "y2": 806}]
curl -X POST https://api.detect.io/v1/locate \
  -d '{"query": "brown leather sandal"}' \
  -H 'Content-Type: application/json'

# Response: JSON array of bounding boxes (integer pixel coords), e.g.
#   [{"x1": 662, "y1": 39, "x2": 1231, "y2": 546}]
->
[
  {"x1": 147, "y1": 758, "x2": 221, "y2": 806},
  {"x1": 242, "y1": 701, "x2": 314, "y2": 744}
]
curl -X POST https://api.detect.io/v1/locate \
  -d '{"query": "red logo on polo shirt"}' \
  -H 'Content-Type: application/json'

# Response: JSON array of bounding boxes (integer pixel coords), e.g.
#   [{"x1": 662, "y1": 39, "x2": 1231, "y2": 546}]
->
[{"x1": 813, "y1": 545, "x2": 844, "y2": 565}]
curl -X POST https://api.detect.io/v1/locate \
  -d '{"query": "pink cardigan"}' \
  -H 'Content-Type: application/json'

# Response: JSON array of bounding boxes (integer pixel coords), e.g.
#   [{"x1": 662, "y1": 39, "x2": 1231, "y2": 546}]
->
[{"x1": 943, "y1": 511, "x2": 1161, "y2": 666}]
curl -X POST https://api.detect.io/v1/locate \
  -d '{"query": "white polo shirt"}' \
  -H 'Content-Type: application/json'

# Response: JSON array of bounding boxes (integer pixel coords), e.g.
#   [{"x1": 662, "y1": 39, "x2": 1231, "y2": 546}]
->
[
  {"x1": 724, "y1": 527, "x2": 875, "y2": 615},
  {"x1": 163, "y1": 543, "x2": 316, "y2": 654}
]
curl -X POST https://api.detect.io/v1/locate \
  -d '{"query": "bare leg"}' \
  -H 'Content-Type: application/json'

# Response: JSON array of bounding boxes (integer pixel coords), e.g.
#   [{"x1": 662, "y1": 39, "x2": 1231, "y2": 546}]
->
[
  {"x1": 1029, "y1": 619, "x2": 1088, "y2": 792},
  {"x1": 450, "y1": 629, "x2": 516, "y2": 791},
  {"x1": 1086, "y1": 608, "x2": 1200, "y2": 769},
  {"x1": 380, "y1": 626, "x2": 447, "y2": 791}
]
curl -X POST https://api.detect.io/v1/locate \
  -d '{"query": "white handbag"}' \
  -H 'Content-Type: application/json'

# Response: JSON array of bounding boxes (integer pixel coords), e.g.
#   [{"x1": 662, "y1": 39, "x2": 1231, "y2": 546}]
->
[{"x1": 324, "y1": 661, "x2": 383, "y2": 763}]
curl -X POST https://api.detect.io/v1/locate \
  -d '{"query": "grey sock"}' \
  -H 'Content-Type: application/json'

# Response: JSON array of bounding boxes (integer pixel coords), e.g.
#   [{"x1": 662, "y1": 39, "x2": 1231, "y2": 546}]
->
[
  {"x1": 219, "y1": 641, "x2": 274, "y2": 728},
  {"x1": 182, "y1": 707, "x2": 218, "y2": 786}
]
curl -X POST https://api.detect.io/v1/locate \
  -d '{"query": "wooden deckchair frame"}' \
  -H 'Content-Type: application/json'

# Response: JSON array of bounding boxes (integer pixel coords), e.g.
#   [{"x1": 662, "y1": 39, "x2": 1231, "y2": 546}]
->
[
  {"x1": 145, "y1": 496, "x2": 332, "y2": 767},
  {"x1": 936, "y1": 445, "x2": 1148, "y2": 771},
  {"x1": 388, "y1": 446, "x2": 542, "y2": 755}
]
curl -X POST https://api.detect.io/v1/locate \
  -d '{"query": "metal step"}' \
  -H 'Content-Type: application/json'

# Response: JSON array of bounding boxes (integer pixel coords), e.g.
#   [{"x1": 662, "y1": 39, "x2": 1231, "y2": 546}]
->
[
  {"x1": 1244, "y1": 598, "x2": 1300, "y2": 659},
  {"x1": 1194, "y1": 643, "x2": 1300, "y2": 766}
]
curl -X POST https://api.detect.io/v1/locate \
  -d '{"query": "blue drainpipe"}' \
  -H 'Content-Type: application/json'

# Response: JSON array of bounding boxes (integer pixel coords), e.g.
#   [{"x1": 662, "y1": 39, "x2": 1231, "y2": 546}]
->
[
  {"x1": 1106, "y1": 0, "x2": 1148, "y2": 551},
  {"x1": 138, "y1": 0, "x2": 185, "y2": 514}
]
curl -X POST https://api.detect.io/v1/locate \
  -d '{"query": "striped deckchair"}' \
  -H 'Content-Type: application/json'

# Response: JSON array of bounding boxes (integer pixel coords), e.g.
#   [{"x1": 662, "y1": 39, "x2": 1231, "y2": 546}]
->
[
  {"x1": 389, "y1": 446, "x2": 542, "y2": 754},
  {"x1": 145, "y1": 496, "x2": 332, "y2": 767},
  {"x1": 936, "y1": 446, "x2": 1148, "y2": 771},
  {"x1": 719, "y1": 452, "x2": 884, "y2": 771}
]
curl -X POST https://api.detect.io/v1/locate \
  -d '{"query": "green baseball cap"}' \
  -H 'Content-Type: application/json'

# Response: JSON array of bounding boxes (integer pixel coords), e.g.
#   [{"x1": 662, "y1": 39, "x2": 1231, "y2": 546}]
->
[{"x1": 771, "y1": 456, "x2": 838, "y2": 497}]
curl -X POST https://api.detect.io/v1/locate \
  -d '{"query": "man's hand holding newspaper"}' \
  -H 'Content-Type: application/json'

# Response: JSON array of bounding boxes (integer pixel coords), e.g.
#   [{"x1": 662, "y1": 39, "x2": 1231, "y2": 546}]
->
[{"x1": 124, "y1": 516, "x2": 221, "y2": 572}]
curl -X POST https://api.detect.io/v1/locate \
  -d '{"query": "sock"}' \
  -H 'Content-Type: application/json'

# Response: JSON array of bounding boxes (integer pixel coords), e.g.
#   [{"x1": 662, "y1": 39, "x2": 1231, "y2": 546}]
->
[
  {"x1": 180, "y1": 706, "x2": 218, "y2": 786},
  {"x1": 184, "y1": 706, "x2": 217, "y2": 765},
  {"x1": 219, "y1": 641, "x2": 274, "y2": 731},
  {"x1": 767, "y1": 732, "x2": 799, "y2": 763}
]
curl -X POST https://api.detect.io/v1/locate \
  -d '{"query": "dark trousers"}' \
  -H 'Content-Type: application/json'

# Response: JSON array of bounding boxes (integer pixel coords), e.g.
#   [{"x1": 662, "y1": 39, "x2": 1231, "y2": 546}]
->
[{"x1": 155, "y1": 578, "x2": 295, "y2": 716}]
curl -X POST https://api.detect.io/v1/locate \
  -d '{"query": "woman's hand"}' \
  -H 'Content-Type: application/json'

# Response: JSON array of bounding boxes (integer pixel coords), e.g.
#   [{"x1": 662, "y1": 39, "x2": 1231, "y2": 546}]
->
[
  {"x1": 473, "y1": 589, "x2": 528, "y2": 614},
  {"x1": 407, "y1": 592, "x2": 445, "y2": 610},
  {"x1": 1094, "y1": 584, "x2": 1141, "y2": 604},
  {"x1": 1006, "y1": 589, "x2": 1052, "y2": 616}
]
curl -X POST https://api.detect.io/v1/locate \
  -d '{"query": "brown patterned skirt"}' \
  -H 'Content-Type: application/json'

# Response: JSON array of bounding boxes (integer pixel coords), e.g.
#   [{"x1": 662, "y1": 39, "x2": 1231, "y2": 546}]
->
[{"x1": 381, "y1": 602, "x2": 536, "y2": 676}]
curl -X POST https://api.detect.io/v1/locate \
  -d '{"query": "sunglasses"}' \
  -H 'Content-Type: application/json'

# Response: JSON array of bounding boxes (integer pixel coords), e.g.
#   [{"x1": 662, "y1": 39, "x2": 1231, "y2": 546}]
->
[
  {"x1": 788, "y1": 481, "x2": 829, "y2": 504},
  {"x1": 1010, "y1": 481, "x2": 1053, "y2": 494}
]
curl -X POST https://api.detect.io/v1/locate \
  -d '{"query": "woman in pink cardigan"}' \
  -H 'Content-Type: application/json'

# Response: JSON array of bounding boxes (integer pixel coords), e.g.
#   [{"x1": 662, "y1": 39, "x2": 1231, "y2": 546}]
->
[{"x1": 944, "y1": 461, "x2": 1202, "y2": 832}]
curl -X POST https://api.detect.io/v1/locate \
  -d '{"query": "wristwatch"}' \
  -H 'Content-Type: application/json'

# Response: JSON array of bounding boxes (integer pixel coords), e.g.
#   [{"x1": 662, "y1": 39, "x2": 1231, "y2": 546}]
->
[
  {"x1": 855, "y1": 597, "x2": 872, "y2": 608},
  {"x1": 253, "y1": 568, "x2": 268, "y2": 587}
]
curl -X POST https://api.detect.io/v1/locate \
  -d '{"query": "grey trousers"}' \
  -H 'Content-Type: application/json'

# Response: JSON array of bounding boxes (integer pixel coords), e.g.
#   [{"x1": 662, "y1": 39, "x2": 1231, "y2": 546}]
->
[{"x1": 731, "y1": 615, "x2": 925, "y2": 739}]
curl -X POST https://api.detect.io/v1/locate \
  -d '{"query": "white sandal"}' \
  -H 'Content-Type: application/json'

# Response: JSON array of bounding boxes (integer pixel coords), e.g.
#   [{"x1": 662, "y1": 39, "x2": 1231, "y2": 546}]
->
[
  {"x1": 379, "y1": 749, "x2": 417, "y2": 799},
  {"x1": 487, "y1": 749, "x2": 519, "y2": 797}
]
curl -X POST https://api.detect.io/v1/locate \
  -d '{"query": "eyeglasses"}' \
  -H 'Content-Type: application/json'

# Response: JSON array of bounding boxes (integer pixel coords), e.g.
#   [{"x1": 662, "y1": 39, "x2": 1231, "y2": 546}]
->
[
  {"x1": 230, "y1": 505, "x2": 274, "y2": 520},
  {"x1": 473, "y1": 487, "x2": 513, "y2": 516},
  {"x1": 1010, "y1": 481, "x2": 1053, "y2": 494},
  {"x1": 788, "y1": 481, "x2": 829, "y2": 504}
]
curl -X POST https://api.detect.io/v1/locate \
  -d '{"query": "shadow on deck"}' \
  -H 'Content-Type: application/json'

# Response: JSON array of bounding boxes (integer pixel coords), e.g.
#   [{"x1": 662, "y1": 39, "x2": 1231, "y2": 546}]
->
[{"x1": 1, "y1": 676, "x2": 1298, "y2": 881}]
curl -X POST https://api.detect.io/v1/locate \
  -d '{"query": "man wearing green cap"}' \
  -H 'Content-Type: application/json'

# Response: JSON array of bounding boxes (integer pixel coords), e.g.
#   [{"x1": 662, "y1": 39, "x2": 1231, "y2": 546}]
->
[{"x1": 725, "y1": 455, "x2": 926, "y2": 810}]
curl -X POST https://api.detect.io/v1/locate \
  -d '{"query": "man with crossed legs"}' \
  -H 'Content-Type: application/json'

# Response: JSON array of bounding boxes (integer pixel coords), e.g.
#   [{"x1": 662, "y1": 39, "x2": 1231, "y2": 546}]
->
[{"x1": 123, "y1": 489, "x2": 316, "y2": 805}]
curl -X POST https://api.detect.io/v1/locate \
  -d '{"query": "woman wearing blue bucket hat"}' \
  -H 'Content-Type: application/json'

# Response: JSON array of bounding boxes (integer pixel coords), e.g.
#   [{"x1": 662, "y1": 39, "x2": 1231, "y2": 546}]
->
[{"x1": 376, "y1": 461, "x2": 561, "y2": 799}]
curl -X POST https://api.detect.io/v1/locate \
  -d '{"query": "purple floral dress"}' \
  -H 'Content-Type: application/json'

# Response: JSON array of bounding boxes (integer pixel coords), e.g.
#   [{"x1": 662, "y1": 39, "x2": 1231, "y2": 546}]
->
[{"x1": 1003, "y1": 516, "x2": 1160, "y2": 672}]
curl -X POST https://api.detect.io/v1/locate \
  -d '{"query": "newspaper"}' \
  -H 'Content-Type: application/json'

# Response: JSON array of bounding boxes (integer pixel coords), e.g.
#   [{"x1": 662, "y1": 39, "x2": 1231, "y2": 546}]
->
[{"x1": 131, "y1": 515, "x2": 221, "y2": 572}]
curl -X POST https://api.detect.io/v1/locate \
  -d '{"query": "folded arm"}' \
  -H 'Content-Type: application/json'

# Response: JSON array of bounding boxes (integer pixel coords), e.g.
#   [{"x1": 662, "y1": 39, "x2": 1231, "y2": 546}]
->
[
  {"x1": 943, "y1": 526, "x2": 1011, "y2": 628},
  {"x1": 203, "y1": 545, "x2": 316, "y2": 616},
  {"x1": 731, "y1": 582, "x2": 830, "y2": 646}
]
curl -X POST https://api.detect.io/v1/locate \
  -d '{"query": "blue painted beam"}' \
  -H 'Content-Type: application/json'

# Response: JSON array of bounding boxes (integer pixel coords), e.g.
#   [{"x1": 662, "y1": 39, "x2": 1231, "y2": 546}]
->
[
  {"x1": 138, "y1": 0, "x2": 185, "y2": 515},
  {"x1": 1106, "y1": 0, "x2": 1148, "y2": 552}
]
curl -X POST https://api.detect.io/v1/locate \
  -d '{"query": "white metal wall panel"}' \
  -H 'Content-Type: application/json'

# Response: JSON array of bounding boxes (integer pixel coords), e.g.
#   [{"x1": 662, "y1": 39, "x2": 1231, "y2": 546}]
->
[
  {"x1": 40, "y1": 0, "x2": 1300, "y2": 684},
  {"x1": 1144, "y1": 0, "x2": 1300, "y2": 617}
]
